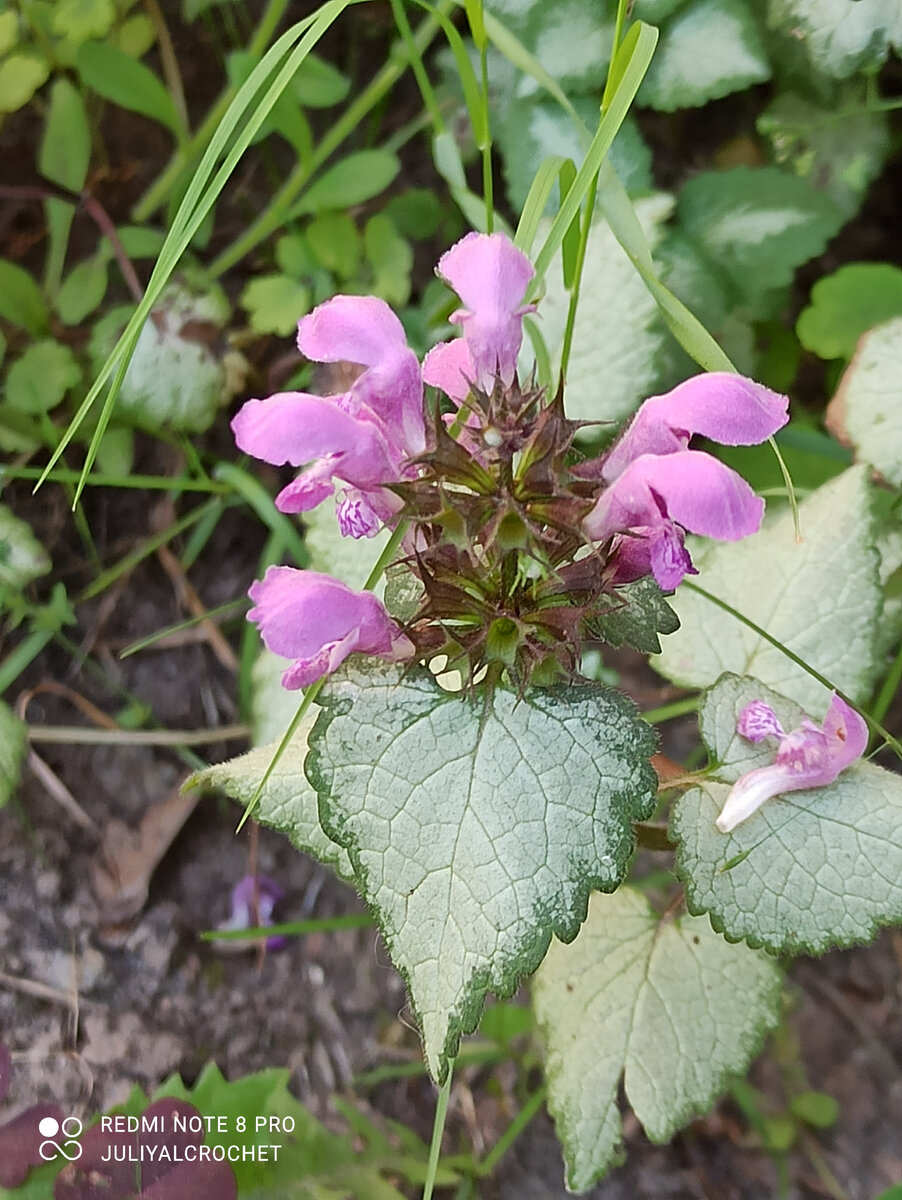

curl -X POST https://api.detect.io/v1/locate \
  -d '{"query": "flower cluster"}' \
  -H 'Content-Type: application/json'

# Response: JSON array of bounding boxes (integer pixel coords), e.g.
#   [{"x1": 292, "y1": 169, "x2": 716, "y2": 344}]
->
[
  {"x1": 717, "y1": 694, "x2": 868, "y2": 832},
  {"x1": 232, "y1": 231, "x2": 789, "y2": 691}
]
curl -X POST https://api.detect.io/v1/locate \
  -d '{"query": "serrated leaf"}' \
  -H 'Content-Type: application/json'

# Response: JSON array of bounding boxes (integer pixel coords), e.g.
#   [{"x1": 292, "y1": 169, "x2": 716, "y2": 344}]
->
[
  {"x1": 534, "y1": 194, "x2": 674, "y2": 426},
  {"x1": 678, "y1": 167, "x2": 845, "y2": 315},
  {"x1": 639, "y1": 0, "x2": 770, "y2": 112},
  {"x1": 672, "y1": 672, "x2": 902, "y2": 955},
  {"x1": 0, "y1": 52, "x2": 50, "y2": 114},
  {"x1": 305, "y1": 661, "x2": 657, "y2": 1080},
  {"x1": 759, "y1": 91, "x2": 890, "y2": 221},
  {"x1": 767, "y1": 0, "x2": 902, "y2": 78},
  {"x1": 0, "y1": 701, "x2": 27, "y2": 809},
  {"x1": 521, "y1": 0, "x2": 615, "y2": 94},
  {"x1": 0, "y1": 504, "x2": 51, "y2": 591},
  {"x1": 654, "y1": 467, "x2": 880, "y2": 711},
  {"x1": 241, "y1": 273, "x2": 311, "y2": 336},
  {"x1": 194, "y1": 706, "x2": 356, "y2": 884},
  {"x1": 39, "y1": 78, "x2": 91, "y2": 192},
  {"x1": 592, "y1": 577, "x2": 680, "y2": 654},
  {"x1": 534, "y1": 886, "x2": 781, "y2": 1191},
  {"x1": 826, "y1": 318, "x2": 902, "y2": 489},
  {"x1": 6, "y1": 341, "x2": 81, "y2": 413}
]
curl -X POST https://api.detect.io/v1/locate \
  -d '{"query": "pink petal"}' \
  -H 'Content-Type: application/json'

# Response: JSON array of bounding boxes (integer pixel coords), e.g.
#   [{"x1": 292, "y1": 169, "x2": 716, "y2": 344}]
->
[
  {"x1": 247, "y1": 567, "x2": 412, "y2": 688},
  {"x1": 603, "y1": 374, "x2": 789, "y2": 481},
  {"x1": 423, "y1": 338, "x2": 474, "y2": 404},
  {"x1": 821, "y1": 693, "x2": 869, "y2": 771},
  {"x1": 436, "y1": 232, "x2": 535, "y2": 388},
  {"x1": 737, "y1": 700, "x2": 786, "y2": 742},
  {"x1": 297, "y1": 295, "x2": 408, "y2": 367},
  {"x1": 586, "y1": 450, "x2": 764, "y2": 544},
  {"x1": 297, "y1": 295, "x2": 425, "y2": 454},
  {"x1": 716, "y1": 762, "x2": 802, "y2": 832}
]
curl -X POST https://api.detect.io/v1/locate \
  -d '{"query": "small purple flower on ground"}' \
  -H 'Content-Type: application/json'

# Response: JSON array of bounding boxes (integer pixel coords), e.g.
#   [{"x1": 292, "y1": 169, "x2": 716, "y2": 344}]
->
[
  {"x1": 716, "y1": 694, "x2": 868, "y2": 833},
  {"x1": 217, "y1": 875, "x2": 286, "y2": 950},
  {"x1": 247, "y1": 567, "x2": 413, "y2": 690}
]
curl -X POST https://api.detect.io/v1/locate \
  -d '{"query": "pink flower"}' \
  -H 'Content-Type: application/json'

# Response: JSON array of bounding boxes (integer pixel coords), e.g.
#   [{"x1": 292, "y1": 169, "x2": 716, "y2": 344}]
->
[
  {"x1": 232, "y1": 296, "x2": 424, "y2": 537},
  {"x1": 424, "y1": 232, "x2": 535, "y2": 397},
  {"x1": 716, "y1": 694, "x2": 868, "y2": 833},
  {"x1": 247, "y1": 566, "x2": 413, "y2": 689},
  {"x1": 584, "y1": 374, "x2": 789, "y2": 589}
]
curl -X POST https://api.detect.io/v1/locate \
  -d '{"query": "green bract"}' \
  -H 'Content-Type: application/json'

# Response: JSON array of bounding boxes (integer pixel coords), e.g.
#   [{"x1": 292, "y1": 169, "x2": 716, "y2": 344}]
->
[
  {"x1": 535, "y1": 886, "x2": 782, "y2": 1191},
  {"x1": 673, "y1": 673, "x2": 902, "y2": 954},
  {"x1": 655, "y1": 467, "x2": 881, "y2": 710}
]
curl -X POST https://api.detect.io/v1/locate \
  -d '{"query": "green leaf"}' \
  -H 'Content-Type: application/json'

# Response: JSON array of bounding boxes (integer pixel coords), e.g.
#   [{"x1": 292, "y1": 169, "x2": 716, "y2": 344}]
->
[
  {"x1": 0, "y1": 259, "x2": 49, "y2": 335},
  {"x1": 0, "y1": 700, "x2": 26, "y2": 809},
  {"x1": 53, "y1": 0, "x2": 114, "y2": 42},
  {"x1": 0, "y1": 51, "x2": 50, "y2": 114},
  {"x1": 56, "y1": 255, "x2": 109, "y2": 324},
  {"x1": 0, "y1": 503, "x2": 51, "y2": 591},
  {"x1": 112, "y1": 13, "x2": 156, "y2": 57},
  {"x1": 192, "y1": 704, "x2": 356, "y2": 885},
  {"x1": 790, "y1": 1090, "x2": 839, "y2": 1128},
  {"x1": 365, "y1": 213, "x2": 413, "y2": 307},
  {"x1": 826, "y1": 317, "x2": 902, "y2": 488},
  {"x1": 520, "y1": 0, "x2": 615, "y2": 94},
  {"x1": 672, "y1": 672, "x2": 902, "y2": 955},
  {"x1": 759, "y1": 91, "x2": 890, "y2": 222},
  {"x1": 6, "y1": 341, "x2": 81, "y2": 413},
  {"x1": 305, "y1": 211, "x2": 360, "y2": 277},
  {"x1": 677, "y1": 167, "x2": 845, "y2": 315},
  {"x1": 305, "y1": 660, "x2": 657, "y2": 1081},
  {"x1": 39, "y1": 77, "x2": 91, "y2": 192},
  {"x1": 654, "y1": 467, "x2": 880, "y2": 711},
  {"x1": 535, "y1": 194, "x2": 674, "y2": 426},
  {"x1": 0, "y1": 10, "x2": 18, "y2": 57},
  {"x1": 76, "y1": 39, "x2": 179, "y2": 133},
  {"x1": 240, "y1": 273, "x2": 311, "y2": 336},
  {"x1": 297, "y1": 150, "x2": 401, "y2": 215},
  {"x1": 534, "y1": 885, "x2": 782, "y2": 1191},
  {"x1": 767, "y1": 0, "x2": 901, "y2": 78},
  {"x1": 799, "y1": 264, "x2": 902, "y2": 362},
  {"x1": 291, "y1": 49, "x2": 350, "y2": 106},
  {"x1": 499, "y1": 97, "x2": 651, "y2": 214},
  {"x1": 114, "y1": 225, "x2": 167, "y2": 259},
  {"x1": 591, "y1": 577, "x2": 680, "y2": 654},
  {"x1": 638, "y1": 0, "x2": 770, "y2": 112},
  {"x1": 148, "y1": 1062, "x2": 429, "y2": 1197}
]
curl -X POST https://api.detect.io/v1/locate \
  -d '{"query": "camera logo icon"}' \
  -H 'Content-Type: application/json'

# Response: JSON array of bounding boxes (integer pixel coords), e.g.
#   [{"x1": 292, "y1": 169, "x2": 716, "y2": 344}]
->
[{"x1": 38, "y1": 1116, "x2": 83, "y2": 1162}]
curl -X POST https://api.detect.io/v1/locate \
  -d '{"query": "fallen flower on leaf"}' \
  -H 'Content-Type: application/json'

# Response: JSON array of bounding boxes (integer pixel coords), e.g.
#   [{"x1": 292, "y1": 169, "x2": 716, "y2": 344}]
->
[{"x1": 716, "y1": 694, "x2": 868, "y2": 833}]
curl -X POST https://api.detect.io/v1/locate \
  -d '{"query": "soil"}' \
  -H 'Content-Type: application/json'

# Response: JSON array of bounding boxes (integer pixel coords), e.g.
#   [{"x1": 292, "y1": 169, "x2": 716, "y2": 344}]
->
[{"x1": 3, "y1": 5, "x2": 902, "y2": 1199}]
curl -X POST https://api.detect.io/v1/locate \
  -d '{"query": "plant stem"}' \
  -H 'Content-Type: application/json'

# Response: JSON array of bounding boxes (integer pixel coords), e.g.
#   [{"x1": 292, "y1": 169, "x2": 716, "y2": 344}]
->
[
  {"x1": 869, "y1": 635, "x2": 902, "y2": 727},
  {"x1": 423, "y1": 1064, "x2": 454, "y2": 1200},
  {"x1": 207, "y1": 1, "x2": 452, "y2": 278},
  {"x1": 132, "y1": 0, "x2": 292, "y2": 220},
  {"x1": 477, "y1": 1086, "x2": 546, "y2": 1176}
]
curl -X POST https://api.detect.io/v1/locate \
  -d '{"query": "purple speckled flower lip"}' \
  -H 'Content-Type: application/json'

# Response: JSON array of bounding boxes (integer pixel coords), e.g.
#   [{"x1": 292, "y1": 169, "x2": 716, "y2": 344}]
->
[
  {"x1": 716, "y1": 694, "x2": 869, "y2": 833},
  {"x1": 234, "y1": 230, "x2": 790, "y2": 691},
  {"x1": 217, "y1": 875, "x2": 288, "y2": 950}
]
